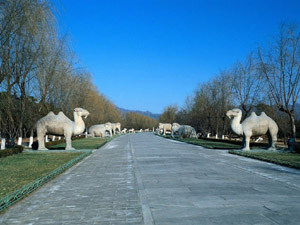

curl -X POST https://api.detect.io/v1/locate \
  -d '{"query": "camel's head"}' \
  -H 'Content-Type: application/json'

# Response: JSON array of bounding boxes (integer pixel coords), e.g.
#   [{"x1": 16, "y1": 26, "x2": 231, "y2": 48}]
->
[
  {"x1": 226, "y1": 108, "x2": 242, "y2": 119},
  {"x1": 74, "y1": 108, "x2": 89, "y2": 119}
]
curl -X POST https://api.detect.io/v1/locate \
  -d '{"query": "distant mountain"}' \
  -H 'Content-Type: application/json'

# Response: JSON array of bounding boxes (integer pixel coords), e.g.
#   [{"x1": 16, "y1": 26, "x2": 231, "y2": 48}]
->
[{"x1": 117, "y1": 107, "x2": 160, "y2": 120}]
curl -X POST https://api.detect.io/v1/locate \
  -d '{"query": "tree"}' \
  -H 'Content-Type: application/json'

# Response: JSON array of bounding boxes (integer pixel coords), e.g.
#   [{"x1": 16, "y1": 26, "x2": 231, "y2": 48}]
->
[
  {"x1": 0, "y1": 0, "x2": 56, "y2": 138},
  {"x1": 230, "y1": 53, "x2": 263, "y2": 119},
  {"x1": 214, "y1": 72, "x2": 234, "y2": 136},
  {"x1": 123, "y1": 112, "x2": 158, "y2": 130},
  {"x1": 258, "y1": 23, "x2": 300, "y2": 138},
  {"x1": 159, "y1": 105, "x2": 178, "y2": 123}
]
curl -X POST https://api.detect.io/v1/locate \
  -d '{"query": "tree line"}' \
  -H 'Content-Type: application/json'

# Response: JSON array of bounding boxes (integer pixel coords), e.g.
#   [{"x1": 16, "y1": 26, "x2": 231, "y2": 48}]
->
[
  {"x1": 160, "y1": 23, "x2": 300, "y2": 141},
  {"x1": 0, "y1": 0, "x2": 125, "y2": 139}
]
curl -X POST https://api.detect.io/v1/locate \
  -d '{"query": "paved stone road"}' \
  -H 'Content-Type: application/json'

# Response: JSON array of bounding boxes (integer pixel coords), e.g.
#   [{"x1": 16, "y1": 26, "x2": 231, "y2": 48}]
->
[{"x1": 1, "y1": 133, "x2": 300, "y2": 225}]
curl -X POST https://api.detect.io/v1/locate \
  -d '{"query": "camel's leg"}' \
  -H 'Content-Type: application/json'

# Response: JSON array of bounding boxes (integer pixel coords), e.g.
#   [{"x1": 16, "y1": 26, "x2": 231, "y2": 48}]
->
[
  {"x1": 267, "y1": 130, "x2": 277, "y2": 150},
  {"x1": 241, "y1": 136, "x2": 246, "y2": 149},
  {"x1": 37, "y1": 126, "x2": 48, "y2": 150},
  {"x1": 64, "y1": 131, "x2": 75, "y2": 150},
  {"x1": 242, "y1": 135, "x2": 251, "y2": 150}
]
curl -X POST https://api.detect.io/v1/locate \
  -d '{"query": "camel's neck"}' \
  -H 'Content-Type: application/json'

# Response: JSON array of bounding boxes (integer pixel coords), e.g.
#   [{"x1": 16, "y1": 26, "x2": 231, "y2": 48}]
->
[
  {"x1": 73, "y1": 113, "x2": 85, "y2": 135},
  {"x1": 230, "y1": 115, "x2": 243, "y2": 136}
]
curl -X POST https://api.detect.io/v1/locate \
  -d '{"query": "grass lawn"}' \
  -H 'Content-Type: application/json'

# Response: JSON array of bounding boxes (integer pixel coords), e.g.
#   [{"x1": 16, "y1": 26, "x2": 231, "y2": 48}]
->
[
  {"x1": 162, "y1": 135, "x2": 240, "y2": 149},
  {"x1": 229, "y1": 150, "x2": 300, "y2": 169},
  {"x1": 178, "y1": 138, "x2": 241, "y2": 149},
  {"x1": 0, "y1": 152, "x2": 83, "y2": 198},
  {"x1": 49, "y1": 137, "x2": 110, "y2": 150}
]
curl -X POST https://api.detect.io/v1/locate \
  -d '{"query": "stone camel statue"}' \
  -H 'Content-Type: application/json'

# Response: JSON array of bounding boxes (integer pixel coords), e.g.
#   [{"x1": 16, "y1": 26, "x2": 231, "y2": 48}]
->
[
  {"x1": 226, "y1": 108, "x2": 278, "y2": 150},
  {"x1": 158, "y1": 123, "x2": 172, "y2": 135},
  {"x1": 36, "y1": 108, "x2": 90, "y2": 150}
]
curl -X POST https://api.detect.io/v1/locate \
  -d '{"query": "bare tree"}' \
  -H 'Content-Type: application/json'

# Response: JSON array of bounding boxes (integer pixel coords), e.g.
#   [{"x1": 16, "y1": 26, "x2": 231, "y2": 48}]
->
[
  {"x1": 0, "y1": 0, "x2": 63, "y2": 138},
  {"x1": 230, "y1": 53, "x2": 263, "y2": 119},
  {"x1": 214, "y1": 72, "x2": 234, "y2": 136},
  {"x1": 258, "y1": 23, "x2": 300, "y2": 138}
]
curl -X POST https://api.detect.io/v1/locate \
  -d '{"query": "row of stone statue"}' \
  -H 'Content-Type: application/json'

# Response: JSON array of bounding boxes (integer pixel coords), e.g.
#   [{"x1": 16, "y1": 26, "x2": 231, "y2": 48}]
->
[
  {"x1": 36, "y1": 108, "x2": 121, "y2": 150},
  {"x1": 35, "y1": 107, "x2": 279, "y2": 151},
  {"x1": 158, "y1": 123, "x2": 197, "y2": 139},
  {"x1": 35, "y1": 107, "x2": 155, "y2": 150},
  {"x1": 158, "y1": 108, "x2": 279, "y2": 151}
]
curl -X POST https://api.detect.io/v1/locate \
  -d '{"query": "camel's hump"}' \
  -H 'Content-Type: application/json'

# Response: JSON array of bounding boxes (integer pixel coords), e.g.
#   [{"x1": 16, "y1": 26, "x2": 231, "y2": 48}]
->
[
  {"x1": 42, "y1": 111, "x2": 72, "y2": 123},
  {"x1": 260, "y1": 112, "x2": 267, "y2": 116},
  {"x1": 46, "y1": 111, "x2": 55, "y2": 116},
  {"x1": 250, "y1": 112, "x2": 257, "y2": 117}
]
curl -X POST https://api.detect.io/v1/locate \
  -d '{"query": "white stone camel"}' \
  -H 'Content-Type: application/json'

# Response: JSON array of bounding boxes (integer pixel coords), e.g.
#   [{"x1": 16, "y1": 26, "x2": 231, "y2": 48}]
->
[
  {"x1": 158, "y1": 123, "x2": 172, "y2": 135},
  {"x1": 226, "y1": 108, "x2": 278, "y2": 150},
  {"x1": 36, "y1": 108, "x2": 89, "y2": 150}
]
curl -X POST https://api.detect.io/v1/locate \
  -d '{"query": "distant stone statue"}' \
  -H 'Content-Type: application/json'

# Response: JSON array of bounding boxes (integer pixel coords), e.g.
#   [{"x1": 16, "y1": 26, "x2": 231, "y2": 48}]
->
[
  {"x1": 158, "y1": 123, "x2": 172, "y2": 135},
  {"x1": 171, "y1": 123, "x2": 180, "y2": 137},
  {"x1": 111, "y1": 122, "x2": 121, "y2": 135},
  {"x1": 36, "y1": 108, "x2": 89, "y2": 150},
  {"x1": 128, "y1": 128, "x2": 135, "y2": 133},
  {"x1": 172, "y1": 125, "x2": 197, "y2": 139},
  {"x1": 89, "y1": 123, "x2": 112, "y2": 137},
  {"x1": 226, "y1": 108, "x2": 278, "y2": 150}
]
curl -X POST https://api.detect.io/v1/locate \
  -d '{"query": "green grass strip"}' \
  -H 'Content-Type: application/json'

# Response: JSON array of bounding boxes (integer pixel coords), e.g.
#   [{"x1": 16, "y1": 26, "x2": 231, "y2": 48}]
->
[
  {"x1": 229, "y1": 150, "x2": 300, "y2": 170},
  {"x1": 49, "y1": 137, "x2": 112, "y2": 150},
  {"x1": 160, "y1": 135, "x2": 240, "y2": 149},
  {"x1": 0, "y1": 150, "x2": 92, "y2": 213}
]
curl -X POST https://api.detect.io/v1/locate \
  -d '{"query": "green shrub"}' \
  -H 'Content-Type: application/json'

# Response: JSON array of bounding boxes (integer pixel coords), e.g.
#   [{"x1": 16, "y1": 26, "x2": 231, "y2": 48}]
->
[{"x1": 0, "y1": 145, "x2": 24, "y2": 158}]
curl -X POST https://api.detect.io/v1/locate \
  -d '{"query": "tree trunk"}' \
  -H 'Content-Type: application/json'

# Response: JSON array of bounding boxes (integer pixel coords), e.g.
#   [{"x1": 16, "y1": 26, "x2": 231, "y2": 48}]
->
[
  {"x1": 18, "y1": 81, "x2": 26, "y2": 138},
  {"x1": 207, "y1": 113, "x2": 211, "y2": 134},
  {"x1": 288, "y1": 112, "x2": 297, "y2": 138},
  {"x1": 222, "y1": 115, "x2": 226, "y2": 135},
  {"x1": 215, "y1": 115, "x2": 219, "y2": 137},
  {"x1": 284, "y1": 132, "x2": 287, "y2": 145}
]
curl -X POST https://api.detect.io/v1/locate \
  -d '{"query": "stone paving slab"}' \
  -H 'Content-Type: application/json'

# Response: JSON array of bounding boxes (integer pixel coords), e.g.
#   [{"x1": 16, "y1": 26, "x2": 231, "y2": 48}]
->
[
  {"x1": 0, "y1": 135, "x2": 143, "y2": 225},
  {"x1": 130, "y1": 133, "x2": 300, "y2": 225},
  {"x1": 1, "y1": 133, "x2": 300, "y2": 225}
]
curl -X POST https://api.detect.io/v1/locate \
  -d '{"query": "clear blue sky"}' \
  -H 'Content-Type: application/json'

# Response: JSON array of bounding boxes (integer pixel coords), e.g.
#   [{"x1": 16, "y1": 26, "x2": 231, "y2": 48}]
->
[{"x1": 56, "y1": 0, "x2": 300, "y2": 114}]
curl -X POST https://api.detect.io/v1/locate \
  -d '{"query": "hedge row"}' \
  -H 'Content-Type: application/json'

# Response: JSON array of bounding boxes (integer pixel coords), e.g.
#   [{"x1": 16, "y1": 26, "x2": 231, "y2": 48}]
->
[{"x1": 0, "y1": 146, "x2": 24, "y2": 158}]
